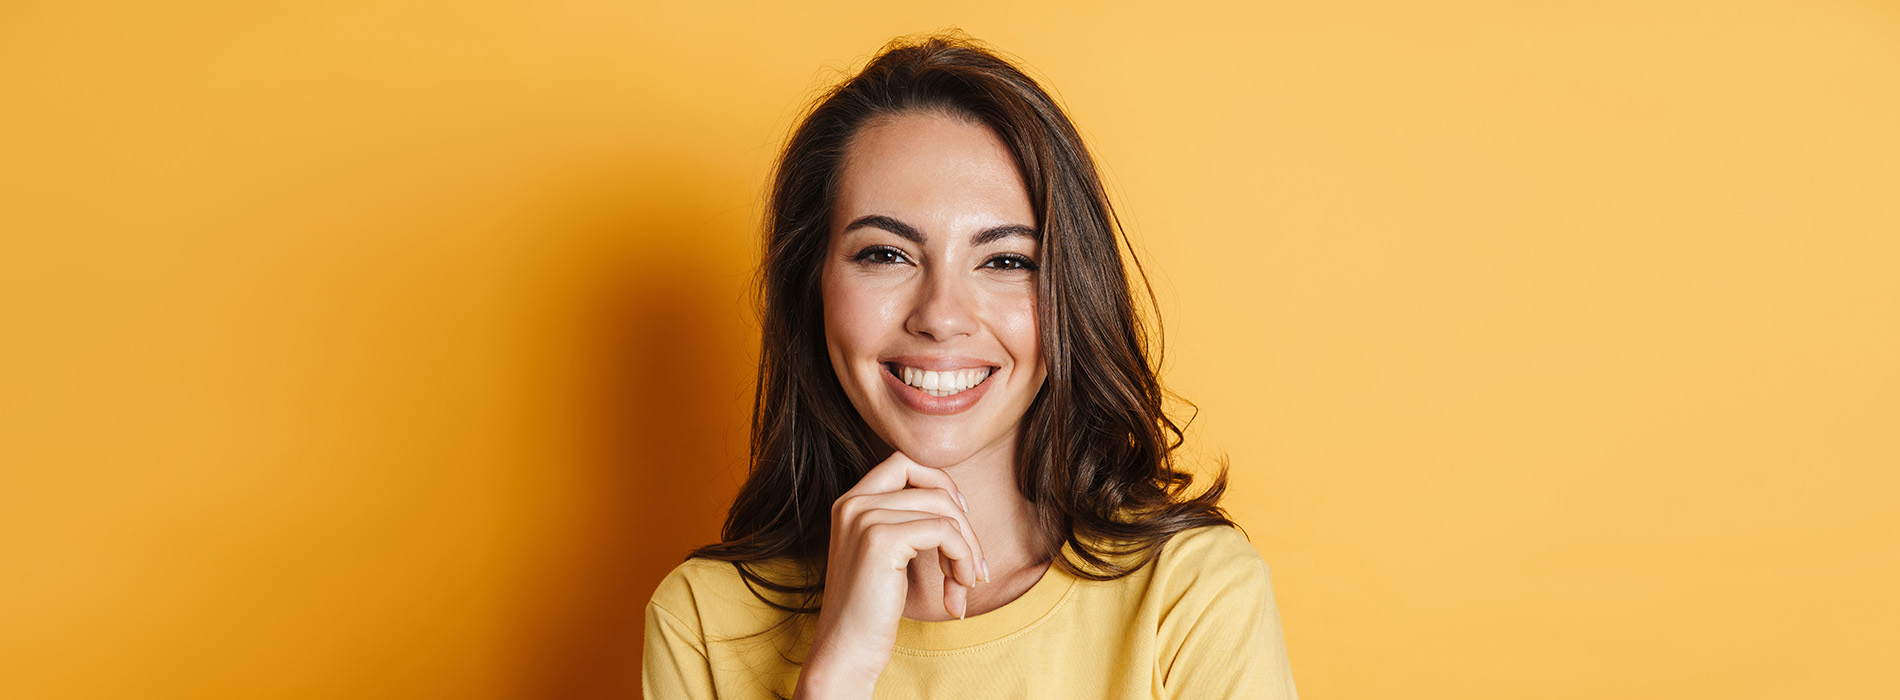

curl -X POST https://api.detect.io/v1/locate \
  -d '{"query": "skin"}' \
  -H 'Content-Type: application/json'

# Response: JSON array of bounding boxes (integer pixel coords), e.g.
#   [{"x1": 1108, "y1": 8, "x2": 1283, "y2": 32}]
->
[{"x1": 796, "y1": 111, "x2": 1054, "y2": 699}]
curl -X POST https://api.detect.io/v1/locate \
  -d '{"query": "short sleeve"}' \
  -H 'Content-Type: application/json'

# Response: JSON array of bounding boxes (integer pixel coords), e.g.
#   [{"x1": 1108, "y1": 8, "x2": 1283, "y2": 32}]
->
[
  {"x1": 1156, "y1": 528, "x2": 1299, "y2": 700},
  {"x1": 643, "y1": 568, "x2": 718, "y2": 700}
]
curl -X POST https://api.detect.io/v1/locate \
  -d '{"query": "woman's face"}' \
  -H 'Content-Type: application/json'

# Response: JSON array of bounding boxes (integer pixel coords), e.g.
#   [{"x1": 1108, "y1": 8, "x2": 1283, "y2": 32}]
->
[{"x1": 821, "y1": 111, "x2": 1046, "y2": 470}]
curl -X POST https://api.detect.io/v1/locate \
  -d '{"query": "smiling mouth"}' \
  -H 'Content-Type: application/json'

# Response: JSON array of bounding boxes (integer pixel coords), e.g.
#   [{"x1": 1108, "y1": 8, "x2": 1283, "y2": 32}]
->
[{"x1": 883, "y1": 363, "x2": 996, "y2": 397}]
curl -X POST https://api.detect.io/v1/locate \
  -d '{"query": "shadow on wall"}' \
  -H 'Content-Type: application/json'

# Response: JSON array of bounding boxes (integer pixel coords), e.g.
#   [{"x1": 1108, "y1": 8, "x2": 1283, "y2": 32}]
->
[{"x1": 509, "y1": 160, "x2": 757, "y2": 698}]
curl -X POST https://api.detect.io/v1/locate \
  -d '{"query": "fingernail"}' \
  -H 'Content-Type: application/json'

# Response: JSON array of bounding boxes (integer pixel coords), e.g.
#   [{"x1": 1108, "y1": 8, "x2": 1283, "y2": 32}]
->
[
  {"x1": 981, "y1": 558, "x2": 991, "y2": 582},
  {"x1": 955, "y1": 492, "x2": 968, "y2": 513}
]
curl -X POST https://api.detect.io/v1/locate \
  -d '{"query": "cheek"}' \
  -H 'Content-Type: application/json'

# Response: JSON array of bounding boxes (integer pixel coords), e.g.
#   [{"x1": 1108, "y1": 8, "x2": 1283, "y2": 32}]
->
[
  {"x1": 994, "y1": 289, "x2": 1043, "y2": 368},
  {"x1": 822, "y1": 268, "x2": 898, "y2": 360}
]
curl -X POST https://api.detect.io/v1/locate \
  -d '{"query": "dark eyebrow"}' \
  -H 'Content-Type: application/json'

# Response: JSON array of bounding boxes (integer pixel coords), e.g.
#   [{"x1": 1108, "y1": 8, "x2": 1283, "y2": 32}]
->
[
  {"x1": 842, "y1": 215, "x2": 921, "y2": 243},
  {"x1": 971, "y1": 224, "x2": 1038, "y2": 247},
  {"x1": 843, "y1": 214, "x2": 1039, "y2": 247}
]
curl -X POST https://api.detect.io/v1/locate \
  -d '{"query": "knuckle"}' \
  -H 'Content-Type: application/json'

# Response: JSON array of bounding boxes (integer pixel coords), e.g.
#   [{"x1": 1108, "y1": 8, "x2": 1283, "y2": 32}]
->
[{"x1": 837, "y1": 494, "x2": 872, "y2": 524}]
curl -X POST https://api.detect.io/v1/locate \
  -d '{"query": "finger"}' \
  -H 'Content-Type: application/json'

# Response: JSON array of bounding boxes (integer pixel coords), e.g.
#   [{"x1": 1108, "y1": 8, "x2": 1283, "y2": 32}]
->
[
  {"x1": 836, "y1": 489, "x2": 986, "y2": 576},
  {"x1": 941, "y1": 549, "x2": 969, "y2": 620},
  {"x1": 841, "y1": 453, "x2": 968, "y2": 515},
  {"x1": 853, "y1": 508, "x2": 981, "y2": 588},
  {"x1": 944, "y1": 535, "x2": 979, "y2": 590},
  {"x1": 862, "y1": 516, "x2": 978, "y2": 586},
  {"x1": 840, "y1": 451, "x2": 928, "y2": 496},
  {"x1": 893, "y1": 460, "x2": 969, "y2": 514}
]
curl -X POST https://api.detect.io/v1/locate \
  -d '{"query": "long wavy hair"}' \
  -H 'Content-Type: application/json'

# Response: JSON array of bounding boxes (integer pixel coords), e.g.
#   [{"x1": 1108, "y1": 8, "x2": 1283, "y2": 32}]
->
[{"x1": 691, "y1": 33, "x2": 1233, "y2": 617}]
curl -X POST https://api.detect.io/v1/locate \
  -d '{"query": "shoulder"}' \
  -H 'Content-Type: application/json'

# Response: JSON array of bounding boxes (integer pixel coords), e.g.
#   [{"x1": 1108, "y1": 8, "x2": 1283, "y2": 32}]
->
[
  {"x1": 647, "y1": 556, "x2": 812, "y2": 637},
  {"x1": 1146, "y1": 524, "x2": 1273, "y2": 597},
  {"x1": 647, "y1": 558, "x2": 739, "y2": 622},
  {"x1": 1145, "y1": 526, "x2": 1300, "y2": 697},
  {"x1": 1159, "y1": 523, "x2": 1260, "y2": 560}
]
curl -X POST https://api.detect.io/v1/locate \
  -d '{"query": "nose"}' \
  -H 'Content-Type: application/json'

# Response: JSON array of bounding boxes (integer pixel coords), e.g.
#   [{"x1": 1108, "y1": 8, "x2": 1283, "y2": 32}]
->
[{"x1": 905, "y1": 268, "x2": 977, "y2": 341}]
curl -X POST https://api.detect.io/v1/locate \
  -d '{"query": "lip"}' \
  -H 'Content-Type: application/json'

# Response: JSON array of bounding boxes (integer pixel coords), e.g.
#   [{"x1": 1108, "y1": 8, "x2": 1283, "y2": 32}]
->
[
  {"x1": 880, "y1": 355, "x2": 997, "y2": 371},
  {"x1": 878, "y1": 358, "x2": 999, "y2": 415}
]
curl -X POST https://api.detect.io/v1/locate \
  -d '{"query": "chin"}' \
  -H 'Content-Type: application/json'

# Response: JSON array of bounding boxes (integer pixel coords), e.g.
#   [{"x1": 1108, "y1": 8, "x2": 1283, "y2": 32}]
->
[
  {"x1": 897, "y1": 446, "x2": 973, "y2": 470},
  {"x1": 880, "y1": 427, "x2": 1002, "y2": 470}
]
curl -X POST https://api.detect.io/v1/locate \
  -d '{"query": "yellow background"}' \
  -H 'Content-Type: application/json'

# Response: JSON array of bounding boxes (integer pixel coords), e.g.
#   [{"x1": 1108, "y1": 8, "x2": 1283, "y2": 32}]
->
[{"x1": 3, "y1": 1, "x2": 1896, "y2": 697}]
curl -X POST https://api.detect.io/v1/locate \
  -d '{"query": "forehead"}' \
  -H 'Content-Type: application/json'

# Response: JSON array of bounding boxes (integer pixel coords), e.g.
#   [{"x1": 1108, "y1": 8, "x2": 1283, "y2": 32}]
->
[{"x1": 831, "y1": 112, "x2": 1035, "y2": 236}]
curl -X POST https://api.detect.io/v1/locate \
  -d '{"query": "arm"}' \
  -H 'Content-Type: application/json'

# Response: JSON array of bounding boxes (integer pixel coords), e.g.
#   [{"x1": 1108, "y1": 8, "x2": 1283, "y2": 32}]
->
[
  {"x1": 644, "y1": 600, "x2": 717, "y2": 700},
  {"x1": 1157, "y1": 534, "x2": 1299, "y2": 699}
]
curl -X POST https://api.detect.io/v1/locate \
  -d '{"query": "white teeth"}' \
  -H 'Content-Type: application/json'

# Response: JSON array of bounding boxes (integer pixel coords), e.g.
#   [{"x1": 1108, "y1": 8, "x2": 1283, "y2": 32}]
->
[{"x1": 894, "y1": 365, "x2": 994, "y2": 396}]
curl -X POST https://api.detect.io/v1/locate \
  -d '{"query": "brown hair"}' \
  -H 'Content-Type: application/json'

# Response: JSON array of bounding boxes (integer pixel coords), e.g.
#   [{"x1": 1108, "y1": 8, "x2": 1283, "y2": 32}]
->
[{"x1": 692, "y1": 32, "x2": 1232, "y2": 617}]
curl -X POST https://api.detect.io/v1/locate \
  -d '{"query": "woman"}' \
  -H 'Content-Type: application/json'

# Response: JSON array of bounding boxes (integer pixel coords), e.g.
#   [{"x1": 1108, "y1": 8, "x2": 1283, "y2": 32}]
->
[{"x1": 644, "y1": 35, "x2": 1297, "y2": 699}]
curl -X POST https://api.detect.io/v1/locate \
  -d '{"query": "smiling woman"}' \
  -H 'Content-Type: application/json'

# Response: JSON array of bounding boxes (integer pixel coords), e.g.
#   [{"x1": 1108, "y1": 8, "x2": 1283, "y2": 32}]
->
[
  {"x1": 824, "y1": 114, "x2": 1047, "y2": 466},
  {"x1": 644, "y1": 34, "x2": 1297, "y2": 699}
]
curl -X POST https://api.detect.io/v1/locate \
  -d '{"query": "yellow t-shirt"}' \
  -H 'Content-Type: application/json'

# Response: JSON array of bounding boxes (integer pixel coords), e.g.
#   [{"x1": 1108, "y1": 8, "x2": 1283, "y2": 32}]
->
[{"x1": 643, "y1": 524, "x2": 1298, "y2": 699}]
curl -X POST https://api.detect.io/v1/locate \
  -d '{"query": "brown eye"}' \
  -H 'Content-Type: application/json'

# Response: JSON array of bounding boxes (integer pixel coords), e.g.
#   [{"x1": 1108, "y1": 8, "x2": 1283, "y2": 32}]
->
[
  {"x1": 983, "y1": 253, "x2": 1038, "y2": 271},
  {"x1": 852, "y1": 245, "x2": 909, "y2": 265}
]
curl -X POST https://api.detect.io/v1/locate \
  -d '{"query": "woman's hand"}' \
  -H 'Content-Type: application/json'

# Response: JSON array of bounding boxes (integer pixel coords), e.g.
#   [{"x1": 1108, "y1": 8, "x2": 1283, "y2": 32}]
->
[{"x1": 794, "y1": 451, "x2": 989, "y2": 699}]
